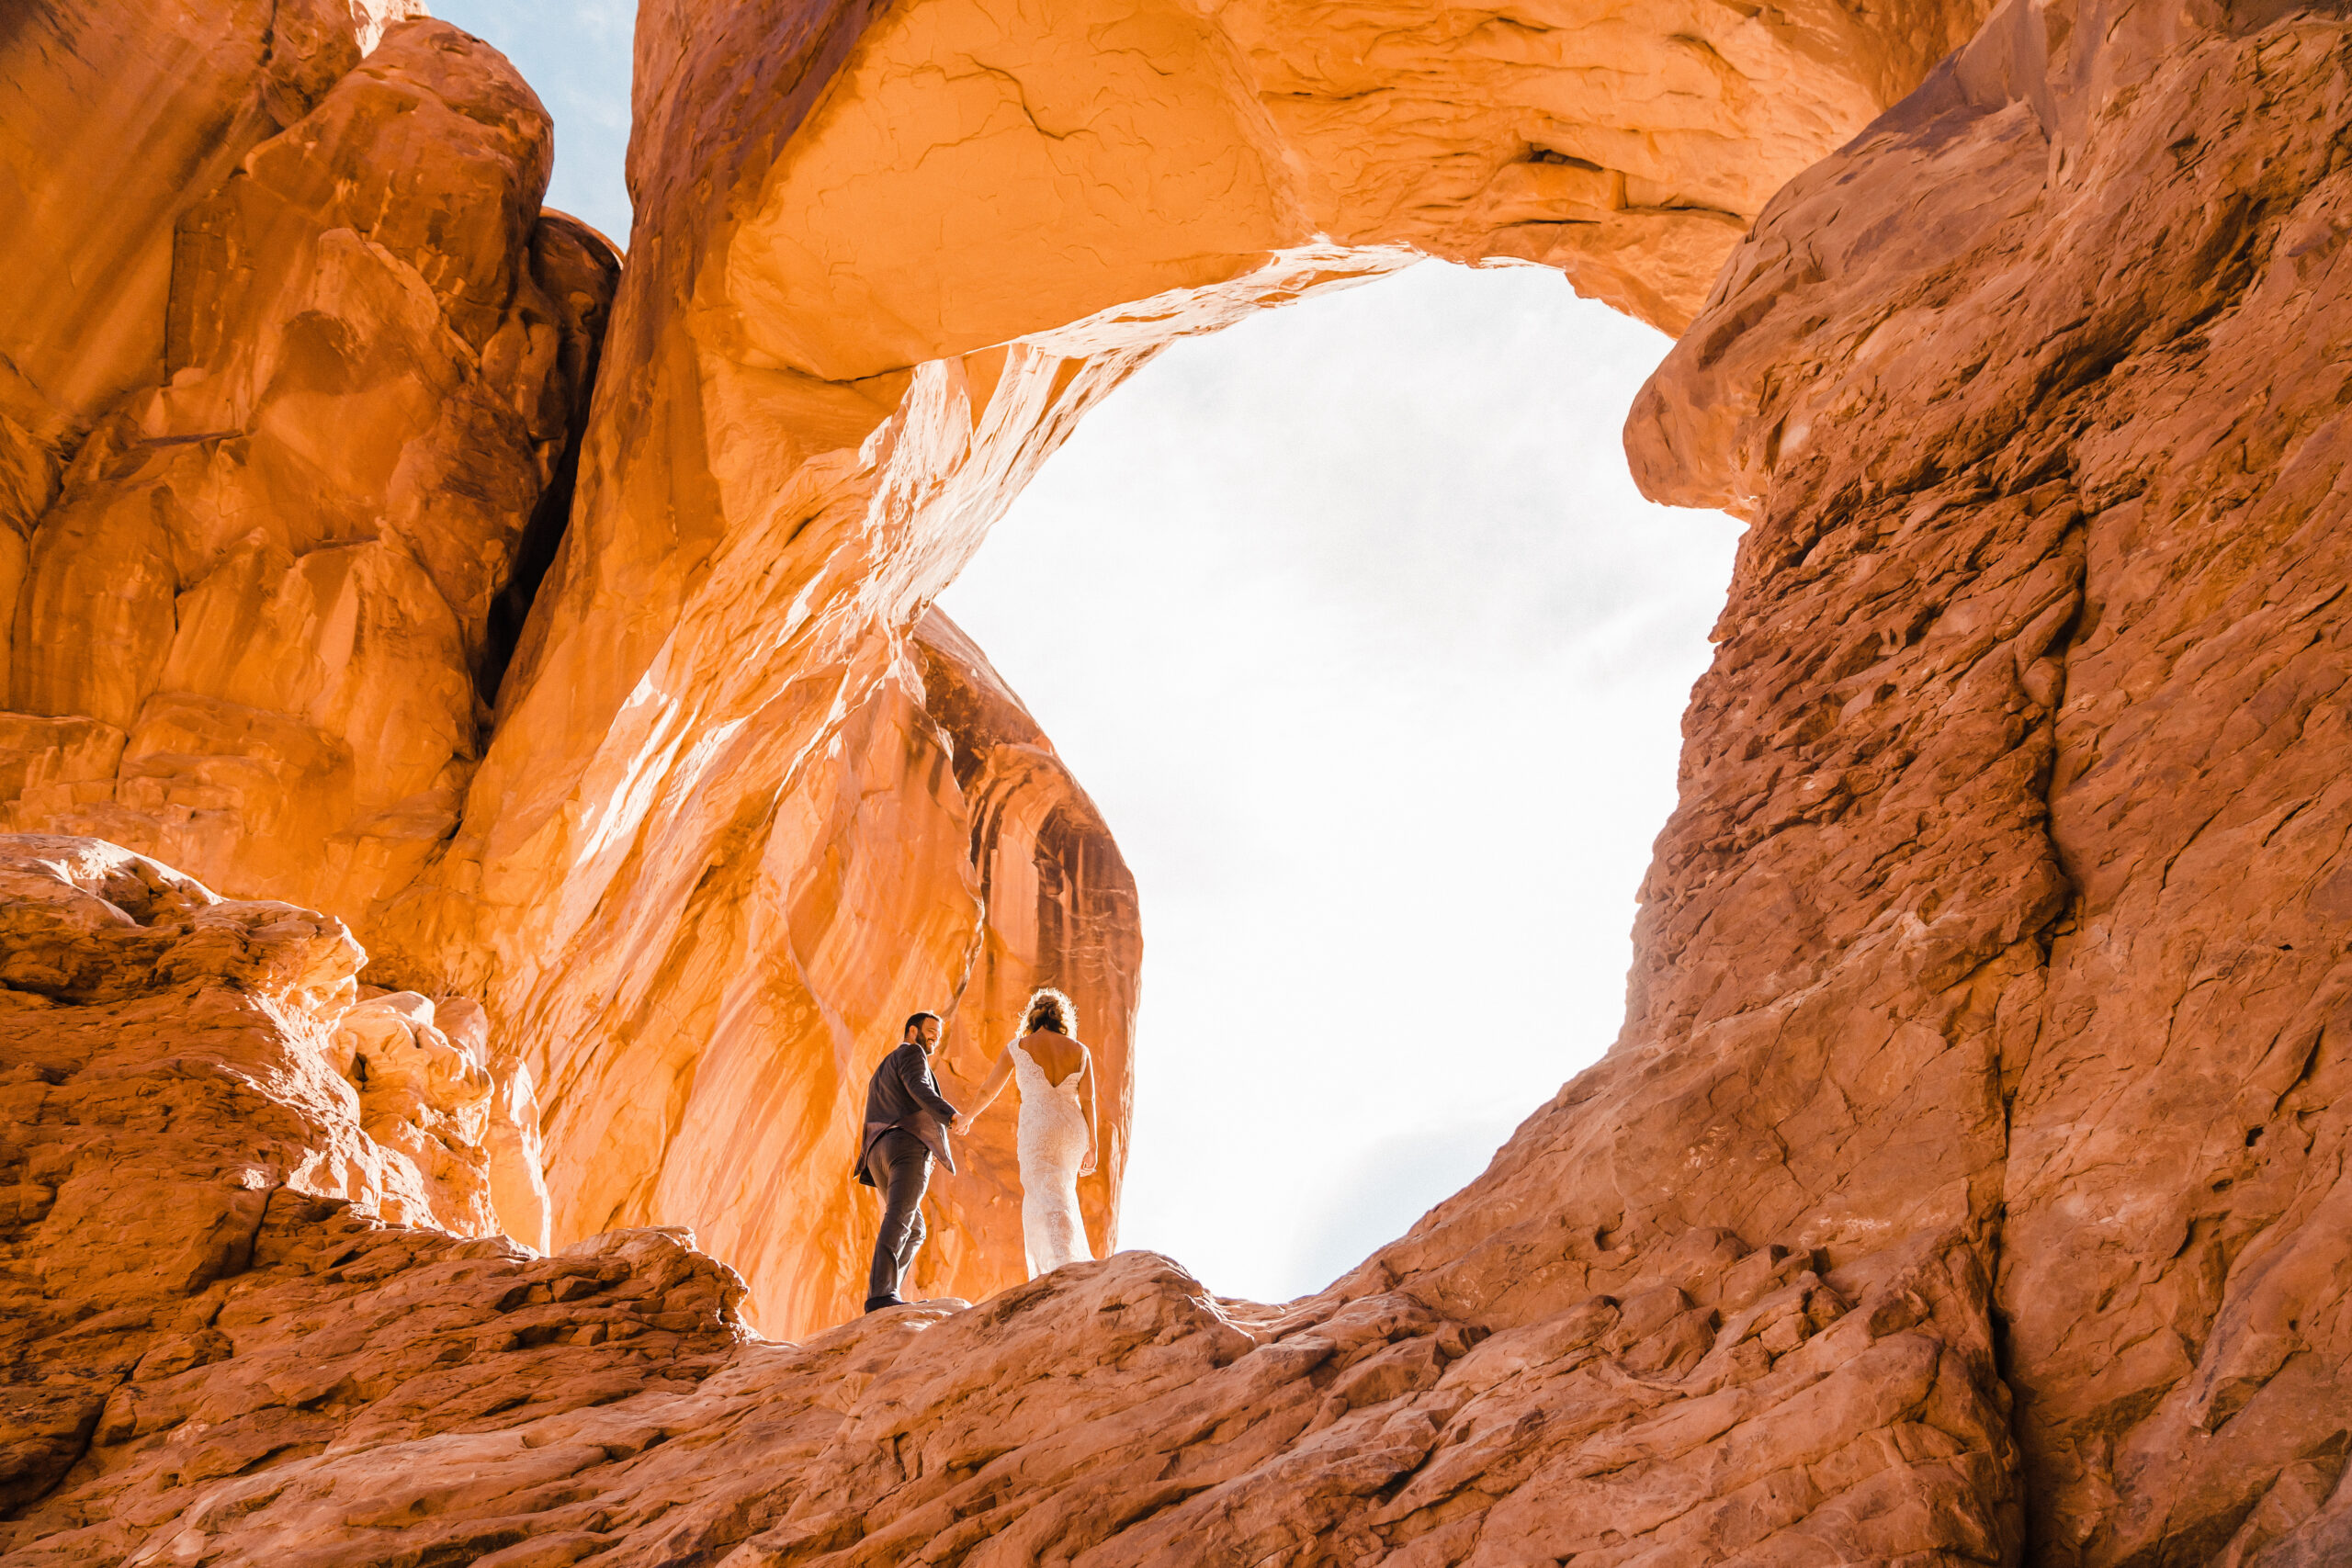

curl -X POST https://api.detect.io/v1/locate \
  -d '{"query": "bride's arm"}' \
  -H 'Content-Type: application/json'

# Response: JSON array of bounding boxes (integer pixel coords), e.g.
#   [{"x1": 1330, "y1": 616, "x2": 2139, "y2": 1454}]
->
[
  {"x1": 952, "y1": 1049, "x2": 1015, "y2": 1135},
  {"x1": 1080, "y1": 1051, "x2": 1099, "y2": 1175}
]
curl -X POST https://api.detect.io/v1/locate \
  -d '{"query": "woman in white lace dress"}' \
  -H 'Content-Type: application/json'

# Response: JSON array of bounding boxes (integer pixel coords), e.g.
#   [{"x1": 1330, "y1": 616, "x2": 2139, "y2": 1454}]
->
[{"x1": 953, "y1": 988, "x2": 1098, "y2": 1277}]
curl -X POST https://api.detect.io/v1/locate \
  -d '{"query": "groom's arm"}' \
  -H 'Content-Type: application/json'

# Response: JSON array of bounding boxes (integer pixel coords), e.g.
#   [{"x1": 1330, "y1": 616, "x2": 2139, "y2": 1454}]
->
[{"x1": 898, "y1": 1046, "x2": 960, "y2": 1122}]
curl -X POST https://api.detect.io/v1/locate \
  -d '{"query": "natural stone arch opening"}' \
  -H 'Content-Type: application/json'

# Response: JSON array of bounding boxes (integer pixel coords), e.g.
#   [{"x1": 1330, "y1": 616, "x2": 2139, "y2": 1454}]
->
[
  {"x1": 7, "y1": 0, "x2": 2349, "y2": 1553},
  {"x1": 932, "y1": 257, "x2": 1742, "y2": 1301},
  {"x1": 355, "y1": 0, "x2": 1989, "y2": 1337},
  {"x1": 0, "y1": 0, "x2": 1988, "y2": 1341}
]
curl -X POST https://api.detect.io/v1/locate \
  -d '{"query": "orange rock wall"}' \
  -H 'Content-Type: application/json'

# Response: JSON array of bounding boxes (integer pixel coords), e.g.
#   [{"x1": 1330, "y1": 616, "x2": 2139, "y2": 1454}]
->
[
  {"x1": 359, "y1": 0, "x2": 1993, "y2": 1338},
  {"x1": 0, "y1": 0, "x2": 1991, "y2": 1337},
  {"x1": 10, "y1": 0, "x2": 2352, "y2": 1558},
  {"x1": 1613, "y1": 0, "x2": 2352, "y2": 1553},
  {"x1": 0, "y1": 854, "x2": 2009, "y2": 1562},
  {"x1": 916, "y1": 610, "x2": 1142, "y2": 1281},
  {"x1": 473, "y1": 602, "x2": 1139, "y2": 1336},
  {"x1": 0, "y1": 0, "x2": 1145, "y2": 1332},
  {"x1": 0, "y1": 2, "x2": 611, "y2": 935}
]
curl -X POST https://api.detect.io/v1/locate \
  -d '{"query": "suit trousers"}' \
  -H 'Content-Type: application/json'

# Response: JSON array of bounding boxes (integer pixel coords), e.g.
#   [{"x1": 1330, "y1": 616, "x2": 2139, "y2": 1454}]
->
[{"x1": 865, "y1": 1128, "x2": 933, "y2": 1306}]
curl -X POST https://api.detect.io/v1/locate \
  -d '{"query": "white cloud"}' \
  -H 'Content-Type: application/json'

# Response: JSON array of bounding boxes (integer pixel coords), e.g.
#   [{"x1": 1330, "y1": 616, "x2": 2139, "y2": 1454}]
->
[{"x1": 942, "y1": 261, "x2": 1738, "y2": 1302}]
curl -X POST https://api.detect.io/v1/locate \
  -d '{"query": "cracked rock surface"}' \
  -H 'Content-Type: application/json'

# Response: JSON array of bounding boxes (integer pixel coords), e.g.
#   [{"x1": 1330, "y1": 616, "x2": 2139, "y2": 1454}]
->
[{"x1": 1624, "y1": 0, "x2": 2352, "y2": 1555}]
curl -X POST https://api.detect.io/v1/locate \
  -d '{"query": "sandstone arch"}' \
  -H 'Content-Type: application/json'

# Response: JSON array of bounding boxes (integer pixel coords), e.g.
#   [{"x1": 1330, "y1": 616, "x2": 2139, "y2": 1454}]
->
[
  {"x1": 352, "y1": 0, "x2": 1989, "y2": 1334},
  {"x1": 0, "y1": 0, "x2": 1993, "y2": 1338},
  {"x1": 8, "y1": 0, "x2": 2352, "y2": 1554}
]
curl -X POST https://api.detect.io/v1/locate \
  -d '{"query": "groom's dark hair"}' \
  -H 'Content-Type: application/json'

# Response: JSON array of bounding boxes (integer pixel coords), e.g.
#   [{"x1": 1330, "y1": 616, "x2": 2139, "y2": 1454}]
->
[{"x1": 903, "y1": 1010, "x2": 942, "y2": 1038}]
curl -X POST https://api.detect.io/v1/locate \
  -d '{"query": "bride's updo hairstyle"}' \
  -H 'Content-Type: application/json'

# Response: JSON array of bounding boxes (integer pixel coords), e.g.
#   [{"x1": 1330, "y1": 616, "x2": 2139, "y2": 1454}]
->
[{"x1": 1023, "y1": 987, "x2": 1077, "y2": 1037}]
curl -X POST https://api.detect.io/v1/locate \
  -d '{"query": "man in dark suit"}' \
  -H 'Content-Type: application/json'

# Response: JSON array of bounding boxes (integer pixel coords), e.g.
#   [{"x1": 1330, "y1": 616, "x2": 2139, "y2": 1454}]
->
[{"x1": 855, "y1": 1010, "x2": 959, "y2": 1312}]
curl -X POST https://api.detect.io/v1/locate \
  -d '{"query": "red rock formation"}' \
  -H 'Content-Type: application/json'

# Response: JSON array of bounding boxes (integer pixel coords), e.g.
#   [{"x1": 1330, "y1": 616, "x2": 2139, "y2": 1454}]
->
[
  {"x1": 462, "y1": 602, "x2": 1138, "y2": 1336},
  {"x1": 6, "y1": 0, "x2": 2351, "y2": 1551},
  {"x1": 916, "y1": 608, "x2": 1142, "y2": 1280},
  {"x1": 0, "y1": 854, "x2": 2004, "y2": 1562},
  {"x1": 0, "y1": 840, "x2": 747, "y2": 1554},
  {"x1": 361, "y1": 0, "x2": 1984, "y2": 1337},
  {"x1": 2, "y1": 0, "x2": 2000, "y2": 1344},
  {"x1": 0, "y1": 4, "x2": 611, "y2": 937},
  {"x1": 1615, "y1": 0, "x2": 2352, "y2": 1555}
]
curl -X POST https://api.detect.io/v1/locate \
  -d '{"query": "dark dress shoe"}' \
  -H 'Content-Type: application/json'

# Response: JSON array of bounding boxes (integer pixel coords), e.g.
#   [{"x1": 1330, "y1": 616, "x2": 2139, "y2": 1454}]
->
[{"x1": 864, "y1": 1294, "x2": 908, "y2": 1313}]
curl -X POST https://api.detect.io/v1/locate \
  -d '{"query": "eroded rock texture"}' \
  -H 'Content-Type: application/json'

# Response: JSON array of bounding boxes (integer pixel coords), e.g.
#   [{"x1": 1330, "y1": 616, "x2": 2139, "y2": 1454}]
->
[
  {"x1": 1616, "y1": 0, "x2": 2352, "y2": 1555},
  {"x1": 1, "y1": 0, "x2": 2000, "y2": 1337},
  {"x1": 0, "y1": 835, "x2": 541, "y2": 1246},
  {"x1": 0, "y1": 851, "x2": 2006, "y2": 1564},
  {"x1": 6, "y1": 0, "x2": 2350, "y2": 1549},
  {"x1": 355, "y1": 0, "x2": 1987, "y2": 1338},
  {"x1": 477, "y1": 601, "x2": 1141, "y2": 1337},
  {"x1": 0, "y1": 841, "x2": 747, "y2": 1557},
  {"x1": 0, "y1": 1, "x2": 612, "y2": 943}
]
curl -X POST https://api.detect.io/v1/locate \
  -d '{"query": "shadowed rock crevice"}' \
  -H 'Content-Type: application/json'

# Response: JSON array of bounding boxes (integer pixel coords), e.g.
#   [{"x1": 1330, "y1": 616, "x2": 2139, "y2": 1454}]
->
[{"x1": 479, "y1": 213, "x2": 624, "y2": 711}]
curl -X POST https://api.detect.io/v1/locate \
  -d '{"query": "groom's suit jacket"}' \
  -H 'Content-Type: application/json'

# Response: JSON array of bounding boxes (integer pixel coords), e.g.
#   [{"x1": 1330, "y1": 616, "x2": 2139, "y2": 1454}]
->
[{"x1": 854, "y1": 1039, "x2": 960, "y2": 1185}]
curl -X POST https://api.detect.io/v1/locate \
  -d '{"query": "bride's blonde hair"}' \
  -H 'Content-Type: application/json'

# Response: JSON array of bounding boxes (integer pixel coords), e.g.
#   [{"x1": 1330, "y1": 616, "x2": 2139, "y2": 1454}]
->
[{"x1": 1022, "y1": 987, "x2": 1077, "y2": 1037}]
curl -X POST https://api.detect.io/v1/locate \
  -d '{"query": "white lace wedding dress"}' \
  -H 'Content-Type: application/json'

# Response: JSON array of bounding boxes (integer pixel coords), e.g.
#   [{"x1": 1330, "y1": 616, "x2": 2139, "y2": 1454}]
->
[{"x1": 1012, "y1": 1043, "x2": 1093, "y2": 1277}]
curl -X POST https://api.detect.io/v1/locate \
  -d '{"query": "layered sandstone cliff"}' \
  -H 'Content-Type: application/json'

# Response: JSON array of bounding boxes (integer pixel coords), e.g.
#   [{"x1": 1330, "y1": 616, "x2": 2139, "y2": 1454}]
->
[
  {"x1": 1620, "y1": 3, "x2": 2352, "y2": 1553},
  {"x1": 0, "y1": 840, "x2": 2009, "y2": 1564},
  {"x1": 0, "y1": 1, "x2": 608, "y2": 927},
  {"x1": 0, "y1": 0, "x2": 2001, "y2": 1334}
]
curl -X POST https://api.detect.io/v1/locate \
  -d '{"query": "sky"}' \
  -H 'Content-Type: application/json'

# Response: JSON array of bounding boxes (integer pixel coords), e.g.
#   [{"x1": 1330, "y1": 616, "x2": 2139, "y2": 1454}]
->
[
  {"x1": 432, "y1": 0, "x2": 639, "y2": 243},
  {"x1": 431, "y1": 0, "x2": 1743, "y2": 1303},
  {"x1": 940, "y1": 272, "x2": 1738, "y2": 1298}
]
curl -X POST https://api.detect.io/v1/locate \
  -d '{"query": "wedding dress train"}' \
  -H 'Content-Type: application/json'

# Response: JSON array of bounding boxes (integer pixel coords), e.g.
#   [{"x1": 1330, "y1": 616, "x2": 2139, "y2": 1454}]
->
[{"x1": 1012, "y1": 1043, "x2": 1092, "y2": 1277}]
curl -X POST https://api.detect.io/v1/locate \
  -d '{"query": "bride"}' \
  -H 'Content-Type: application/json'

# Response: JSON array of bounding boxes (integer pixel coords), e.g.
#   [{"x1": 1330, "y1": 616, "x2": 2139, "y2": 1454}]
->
[{"x1": 952, "y1": 987, "x2": 1098, "y2": 1277}]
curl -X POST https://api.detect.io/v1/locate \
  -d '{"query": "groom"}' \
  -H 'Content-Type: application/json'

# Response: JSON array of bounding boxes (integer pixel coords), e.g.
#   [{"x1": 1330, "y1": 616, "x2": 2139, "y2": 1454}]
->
[{"x1": 854, "y1": 1010, "x2": 959, "y2": 1312}]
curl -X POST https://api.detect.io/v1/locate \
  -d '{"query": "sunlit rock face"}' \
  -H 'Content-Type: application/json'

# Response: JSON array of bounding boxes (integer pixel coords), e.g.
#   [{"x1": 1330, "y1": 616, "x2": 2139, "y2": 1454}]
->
[
  {"x1": 446, "y1": 599, "x2": 1140, "y2": 1337},
  {"x1": 0, "y1": 0, "x2": 1986, "y2": 1346},
  {"x1": 1614, "y1": 0, "x2": 2352, "y2": 1556},
  {"x1": 0, "y1": 3, "x2": 610, "y2": 940},
  {"x1": 369, "y1": 0, "x2": 1985, "y2": 1339},
  {"x1": 10, "y1": 0, "x2": 2351, "y2": 1551},
  {"x1": 915, "y1": 608, "x2": 1142, "y2": 1292}
]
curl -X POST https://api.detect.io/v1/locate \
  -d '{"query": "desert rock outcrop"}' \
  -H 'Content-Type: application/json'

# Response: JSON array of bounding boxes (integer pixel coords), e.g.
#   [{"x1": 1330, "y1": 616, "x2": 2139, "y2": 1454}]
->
[
  {"x1": 3, "y1": 0, "x2": 1156, "y2": 1328},
  {"x1": 5, "y1": 0, "x2": 2352, "y2": 1551},
  {"x1": 1616, "y1": 0, "x2": 2352, "y2": 1554},
  {"x1": 0, "y1": 845, "x2": 2009, "y2": 1564},
  {"x1": 0, "y1": 840, "x2": 745, "y2": 1554},
  {"x1": 363, "y1": 0, "x2": 1994, "y2": 1334},
  {"x1": 1, "y1": 0, "x2": 2010, "y2": 1333},
  {"x1": 0, "y1": 2, "x2": 613, "y2": 937}
]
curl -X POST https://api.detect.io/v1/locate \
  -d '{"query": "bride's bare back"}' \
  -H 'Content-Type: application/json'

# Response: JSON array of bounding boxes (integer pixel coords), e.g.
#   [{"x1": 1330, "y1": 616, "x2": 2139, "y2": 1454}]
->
[
  {"x1": 1018, "y1": 1028, "x2": 1087, "y2": 1087},
  {"x1": 953, "y1": 1031, "x2": 1096, "y2": 1137}
]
